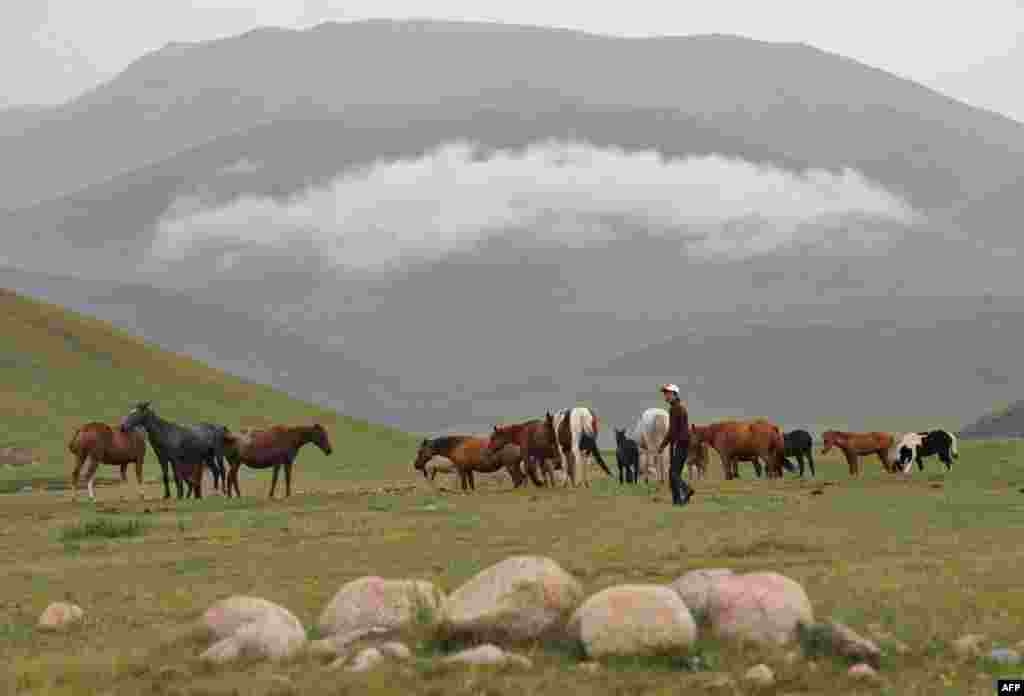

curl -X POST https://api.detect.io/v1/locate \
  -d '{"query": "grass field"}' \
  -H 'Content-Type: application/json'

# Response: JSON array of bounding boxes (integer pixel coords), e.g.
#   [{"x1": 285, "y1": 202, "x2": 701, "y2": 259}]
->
[{"x1": 3, "y1": 289, "x2": 1024, "y2": 695}]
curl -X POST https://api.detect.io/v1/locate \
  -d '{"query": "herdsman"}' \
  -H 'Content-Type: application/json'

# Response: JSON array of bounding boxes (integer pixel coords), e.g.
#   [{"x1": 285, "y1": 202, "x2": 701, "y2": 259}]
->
[{"x1": 657, "y1": 383, "x2": 695, "y2": 506}]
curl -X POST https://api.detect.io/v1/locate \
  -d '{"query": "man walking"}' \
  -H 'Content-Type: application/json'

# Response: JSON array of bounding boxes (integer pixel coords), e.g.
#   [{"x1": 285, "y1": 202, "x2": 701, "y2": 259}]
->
[{"x1": 657, "y1": 383, "x2": 694, "y2": 506}]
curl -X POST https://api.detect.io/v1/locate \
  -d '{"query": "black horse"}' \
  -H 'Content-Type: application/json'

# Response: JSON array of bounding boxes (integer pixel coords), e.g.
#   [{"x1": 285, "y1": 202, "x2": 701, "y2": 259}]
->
[
  {"x1": 783, "y1": 429, "x2": 816, "y2": 477},
  {"x1": 194, "y1": 422, "x2": 230, "y2": 492},
  {"x1": 613, "y1": 428, "x2": 640, "y2": 484},
  {"x1": 911, "y1": 429, "x2": 959, "y2": 472},
  {"x1": 120, "y1": 402, "x2": 226, "y2": 500}
]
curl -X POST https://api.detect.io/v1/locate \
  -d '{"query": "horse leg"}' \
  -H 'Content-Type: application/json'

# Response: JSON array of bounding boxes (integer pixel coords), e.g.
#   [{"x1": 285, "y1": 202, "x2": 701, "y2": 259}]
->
[
  {"x1": 135, "y1": 459, "x2": 144, "y2": 500},
  {"x1": 85, "y1": 455, "x2": 101, "y2": 502},
  {"x1": 807, "y1": 450, "x2": 816, "y2": 478},
  {"x1": 192, "y1": 461, "x2": 203, "y2": 500},
  {"x1": 876, "y1": 450, "x2": 889, "y2": 474},
  {"x1": 158, "y1": 457, "x2": 171, "y2": 500},
  {"x1": 284, "y1": 459, "x2": 293, "y2": 498},
  {"x1": 71, "y1": 452, "x2": 85, "y2": 502},
  {"x1": 269, "y1": 464, "x2": 280, "y2": 499},
  {"x1": 844, "y1": 450, "x2": 857, "y2": 476},
  {"x1": 120, "y1": 462, "x2": 128, "y2": 482}
]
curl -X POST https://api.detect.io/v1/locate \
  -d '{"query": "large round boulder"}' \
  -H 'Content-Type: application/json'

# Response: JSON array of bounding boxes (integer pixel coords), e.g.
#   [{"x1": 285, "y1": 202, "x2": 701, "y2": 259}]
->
[
  {"x1": 568, "y1": 584, "x2": 697, "y2": 659},
  {"x1": 705, "y1": 572, "x2": 813, "y2": 645},
  {"x1": 199, "y1": 596, "x2": 306, "y2": 663},
  {"x1": 444, "y1": 556, "x2": 584, "y2": 642},
  {"x1": 668, "y1": 569, "x2": 734, "y2": 622},
  {"x1": 317, "y1": 576, "x2": 447, "y2": 639}
]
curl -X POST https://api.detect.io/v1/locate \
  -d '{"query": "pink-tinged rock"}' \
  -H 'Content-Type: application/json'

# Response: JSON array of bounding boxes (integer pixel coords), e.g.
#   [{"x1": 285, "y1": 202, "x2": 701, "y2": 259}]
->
[
  {"x1": 668, "y1": 569, "x2": 734, "y2": 620},
  {"x1": 568, "y1": 585, "x2": 696, "y2": 658},
  {"x1": 198, "y1": 596, "x2": 306, "y2": 664},
  {"x1": 848, "y1": 662, "x2": 882, "y2": 682},
  {"x1": 705, "y1": 572, "x2": 813, "y2": 645},
  {"x1": 38, "y1": 602, "x2": 84, "y2": 631},
  {"x1": 317, "y1": 577, "x2": 446, "y2": 638}
]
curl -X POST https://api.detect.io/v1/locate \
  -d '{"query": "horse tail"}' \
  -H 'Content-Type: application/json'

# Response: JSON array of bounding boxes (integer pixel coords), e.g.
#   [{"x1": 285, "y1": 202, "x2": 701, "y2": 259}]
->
[
  {"x1": 591, "y1": 412, "x2": 599, "y2": 436},
  {"x1": 950, "y1": 431, "x2": 959, "y2": 458}
]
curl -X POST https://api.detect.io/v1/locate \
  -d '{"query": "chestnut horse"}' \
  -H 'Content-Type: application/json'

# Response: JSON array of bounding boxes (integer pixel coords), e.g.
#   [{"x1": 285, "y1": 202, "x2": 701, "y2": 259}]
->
[
  {"x1": 821, "y1": 430, "x2": 895, "y2": 476},
  {"x1": 422, "y1": 444, "x2": 528, "y2": 488},
  {"x1": 413, "y1": 435, "x2": 517, "y2": 492},
  {"x1": 223, "y1": 424, "x2": 333, "y2": 498},
  {"x1": 487, "y1": 413, "x2": 561, "y2": 487},
  {"x1": 691, "y1": 420, "x2": 786, "y2": 480},
  {"x1": 68, "y1": 422, "x2": 147, "y2": 501}
]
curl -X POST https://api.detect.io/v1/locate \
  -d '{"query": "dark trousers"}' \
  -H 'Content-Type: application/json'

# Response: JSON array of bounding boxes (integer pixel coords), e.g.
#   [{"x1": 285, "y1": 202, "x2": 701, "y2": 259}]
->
[{"x1": 668, "y1": 440, "x2": 693, "y2": 505}]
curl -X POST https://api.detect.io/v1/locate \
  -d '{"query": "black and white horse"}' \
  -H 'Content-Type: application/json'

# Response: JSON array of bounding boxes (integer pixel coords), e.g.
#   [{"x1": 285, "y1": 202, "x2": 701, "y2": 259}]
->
[{"x1": 894, "y1": 429, "x2": 959, "y2": 473}]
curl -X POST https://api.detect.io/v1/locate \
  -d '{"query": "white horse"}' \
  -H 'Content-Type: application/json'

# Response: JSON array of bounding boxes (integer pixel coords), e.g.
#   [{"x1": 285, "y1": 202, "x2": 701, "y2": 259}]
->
[
  {"x1": 627, "y1": 408, "x2": 669, "y2": 484},
  {"x1": 552, "y1": 406, "x2": 607, "y2": 487}
]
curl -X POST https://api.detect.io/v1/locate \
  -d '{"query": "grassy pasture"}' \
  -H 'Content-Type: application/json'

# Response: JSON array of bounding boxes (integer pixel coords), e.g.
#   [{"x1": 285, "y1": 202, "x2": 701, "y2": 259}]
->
[{"x1": 3, "y1": 288, "x2": 1024, "y2": 694}]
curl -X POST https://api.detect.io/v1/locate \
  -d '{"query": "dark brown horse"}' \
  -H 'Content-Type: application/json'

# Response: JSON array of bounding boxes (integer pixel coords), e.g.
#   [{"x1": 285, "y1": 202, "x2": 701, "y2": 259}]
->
[
  {"x1": 691, "y1": 420, "x2": 786, "y2": 480},
  {"x1": 487, "y1": 413, "x2": 561, "y2": 487},
  {"x1": 223, "y1": 424, "x2": 333, "y2": 498},
  {"x1": 68, "y1": 423, "x2": 147, "y2": 501},
  {"x1": 821, "y1": 430, "x2": 895, "y2": 476}
]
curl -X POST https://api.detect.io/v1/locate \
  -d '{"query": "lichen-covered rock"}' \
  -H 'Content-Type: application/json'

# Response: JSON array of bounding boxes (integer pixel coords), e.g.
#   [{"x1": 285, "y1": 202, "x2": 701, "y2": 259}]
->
[
  {"x1": 705, "y1": 572, "x2": 813, "y2": 645},
  {"x1": 317, "y1": 577, "x2": 446, "y2": 638},
  {"x1": 667, "y1": 569, "x2": 734, "y2": 622},
  {"x1": 743, "y1": 663, "x2": 775, "y2": 688},
  {"x1": 568, "y1": 584, "x2": 696, "y2": 658},
  {"x1": 199, "y1": 596, "x2": 305, "y2": 663},
  {"x1": 445, "y1": 556, "x2": 584, "y2": 642},
  {"x1": 38, "y1": 602, "x2": 84, "y2": 631}
]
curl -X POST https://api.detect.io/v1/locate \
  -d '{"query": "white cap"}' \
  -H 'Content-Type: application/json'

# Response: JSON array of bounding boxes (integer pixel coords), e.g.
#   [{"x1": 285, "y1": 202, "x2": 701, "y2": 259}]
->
[{"x1": 660, "y1": 383, "x2": 680, "y2": 395}]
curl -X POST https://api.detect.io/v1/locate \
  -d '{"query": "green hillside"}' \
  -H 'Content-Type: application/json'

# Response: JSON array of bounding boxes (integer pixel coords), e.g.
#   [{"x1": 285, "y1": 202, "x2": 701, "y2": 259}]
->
[{"x1": 0, "y1": 288, "x2": 415, "y2": 492}]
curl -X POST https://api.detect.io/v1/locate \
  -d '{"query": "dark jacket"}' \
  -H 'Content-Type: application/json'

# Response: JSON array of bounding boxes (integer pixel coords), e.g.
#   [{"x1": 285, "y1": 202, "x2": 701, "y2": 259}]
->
[{"x1": 660, "y1": 398, "x2": 690, "y2": 450}]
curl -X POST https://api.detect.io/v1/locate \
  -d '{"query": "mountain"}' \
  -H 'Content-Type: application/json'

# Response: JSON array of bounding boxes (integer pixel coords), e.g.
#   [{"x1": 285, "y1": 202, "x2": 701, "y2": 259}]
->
[
  {"x1": 0, "y1": 286, "x2": 413, "y2": 490},
  {"x1": 3, "y1": 19, "x2": 1023, "y2": 443},
  {"x1": 960, "y1": 401, "x2": 1024, "y2": 440}
]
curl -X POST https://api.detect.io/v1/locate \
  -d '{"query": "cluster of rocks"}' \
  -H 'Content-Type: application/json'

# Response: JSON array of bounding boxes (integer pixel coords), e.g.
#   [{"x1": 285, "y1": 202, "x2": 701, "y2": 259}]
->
[{"x1": 37, "y1": 555, "x2": 1024, "y2": 680}]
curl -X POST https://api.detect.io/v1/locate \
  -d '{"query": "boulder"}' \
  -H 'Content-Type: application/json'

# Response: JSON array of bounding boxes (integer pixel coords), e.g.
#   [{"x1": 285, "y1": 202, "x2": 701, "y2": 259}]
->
[
  {"x1": 317, "y1": 577, "x2": 446, "y2": 638},
  {"x1": 705, "y1": 572, "x2": 813, "y2": 645},
  {"x1": 743, "y1": 663, "x2": 775, "y2": 688},
  {"x1": 848, "y1": 662, "x2": 882, "y2": 683},
  {"x1": 667, "y1": 569, "x2": 734, "y2": 622},
  {"x1": 441, "y1": 644, "x2": 533, "y2": 668},
  {"x1": 568, "y1": 584, "x2": 696, "y2": 658},
  {"x1": 344, "y1": 647, "x2": 385, "y2": 673},
  {"x1": 199, "y1": 596, "x2": 306, "y2": 663},
  {"x1": 38, "y1": 602, "x2": 84, "y2": 631},
  {"x1": 445, "y1": 556, "x2": 583, "y2": 642}
]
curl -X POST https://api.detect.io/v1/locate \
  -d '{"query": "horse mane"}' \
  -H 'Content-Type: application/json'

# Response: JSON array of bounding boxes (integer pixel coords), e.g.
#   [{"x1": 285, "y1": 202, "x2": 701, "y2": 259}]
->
[{"x1": 426, "y1": 435, "x2": 470, "y2": 457}]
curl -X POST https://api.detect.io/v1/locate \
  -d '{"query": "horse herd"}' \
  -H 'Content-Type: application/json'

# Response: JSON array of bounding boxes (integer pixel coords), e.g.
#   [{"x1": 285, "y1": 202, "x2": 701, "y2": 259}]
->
[
  {"x1": 63, "y1": 402, "x2": 959, "y2": 502},
  {"x1": 413, "y1": 406, "x2": 961, "y2": 492},
  {"x1": 67, "y1": 402, "x2": 332, "y2": 501}
]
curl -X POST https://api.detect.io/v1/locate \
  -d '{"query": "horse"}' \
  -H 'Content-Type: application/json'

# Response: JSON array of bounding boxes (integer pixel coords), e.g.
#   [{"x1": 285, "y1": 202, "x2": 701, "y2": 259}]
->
[
  {"x1": 67, "y1": 422, "x2": 147, "y2": 501},
  {"x1": 904, "y1": 429, "x2": 959, "y2": 472},
  {"x1": 487, "y1": 414, "x2": 560, "y2": 487},
  {"x1": 821, "y1": 430, "x2": 895, "y2": 476},
  {"x1": 613, "y1": 428, "x2": 641, "y2": 484},
  {"x1": 691, "y1": 420, "x2": 786, "y2": 480},
  {"x1": 686, "y1": 429, "x2": 710, "y2": 480},
  {"x1": 413, "y1": 435, "x2": 512, "y2": 492},
  {"x1": 193, "y1": 422, "x2": 230, "y2": 492},
  {"x1": 423, "y1": 444, "x2": 527, "y2": 488},
  {"x1": 223, "y1": 424, "x2": 333, "y2": 498},
  {"x1": 783, "y1": 429, "x2": 816, "y2": 477},
  {"x1": 553, "y1": 407, "x2": 612, "y2": 487},
  {"x1": 626, "y1": 408, "x2": 669, "y2": 484},
  {"x1": 120, "y1": 402, "x2": 217, "y2": 499}
]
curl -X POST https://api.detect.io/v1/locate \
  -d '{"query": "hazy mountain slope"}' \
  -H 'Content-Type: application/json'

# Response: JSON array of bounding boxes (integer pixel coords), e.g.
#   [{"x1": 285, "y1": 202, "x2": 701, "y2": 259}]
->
[
  {"x1": 3, "y1": 19, "x2": 1023, "y2": 215},
  {"x1": 960, "y1": 401, "x2": 1024, "y2": 439},
  {"x1": 0, "y1": 286, "x2": 414, "y2": 491}
]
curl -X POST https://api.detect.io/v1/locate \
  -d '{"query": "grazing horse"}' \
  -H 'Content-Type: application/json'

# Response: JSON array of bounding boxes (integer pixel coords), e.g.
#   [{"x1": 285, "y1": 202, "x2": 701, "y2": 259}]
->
[
  {"x1": 891, "y1": 432, "x2": 926, "y2": 473},
  {"x1": 487, "y1": 414, "x2": 560, "y2": 487},
  {"x1": 67, "y1": 423, "x2": 147, "y2": 501},
  {"x1": 691, "y1": 420, "x2": 786, "y2": 480},
  {"x1": 903, "y1": 429, "x2": 959, "y2": 472},
  {"x1": 627, "y1": 408, "x2": 669, "y2": 484},
  {"x1": 553, "y1": 407, "x2": 612, "y2": 487},
  {"x1": 423, "y1": 444, "x2": 527, "y2": 487},
  {"x1": 783, "y1": 429, "x2": 816, "y2": 477},
  {"x1": 223, "y1": 424, "x2": 333, "y2": 498},
  {"x1": 821, "y1": 430, "x2": 895, "y2": 476},
  {"x1": 413, "y1": 435, "x2": 512, "y2": 492},
  {"x1": 120, "y1": 402, "x2": 217, "y2": 499},
  {"x1": 613, "y1": 428, "x2": 641, "y2": 484}
]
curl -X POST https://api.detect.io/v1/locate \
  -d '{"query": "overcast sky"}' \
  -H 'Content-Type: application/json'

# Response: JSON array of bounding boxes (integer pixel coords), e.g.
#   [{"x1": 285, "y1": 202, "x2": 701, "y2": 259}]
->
[{"x1": 4, "y1": 1, "x2": 1023, "y2": 122}]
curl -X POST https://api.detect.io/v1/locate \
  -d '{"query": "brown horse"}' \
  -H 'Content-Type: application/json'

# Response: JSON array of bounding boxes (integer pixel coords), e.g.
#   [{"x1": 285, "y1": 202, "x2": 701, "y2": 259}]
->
[
  {"x1": 691, "y1": 420, "x2": 786, "y2": 480},
  {"x1": 487, "y1": 413, "x2": 561, "y2": 487},
  {"x1": 413, "y1": 435, "x2": 517, "y2": 492},
  {"x1": 686, "y1": 428, "x2": 710, "y2": 480},
  {"x1": 223, "y1": 424, "x2": 332, "y2": 498},
  {"x1": 68, "y1": 423, "x2": 147, "y2": 501},
  {"x1": 821, "y1": 430, "x2": 895, "y2": 476},
  {"x1": 422, "y1": 443, "x2": 528, "y2": 488}
]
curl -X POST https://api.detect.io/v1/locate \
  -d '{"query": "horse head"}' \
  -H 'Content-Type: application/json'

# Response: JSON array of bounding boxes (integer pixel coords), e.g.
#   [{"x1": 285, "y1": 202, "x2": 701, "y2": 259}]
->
[
  {"x1": 487, "y1": 425, "x2": 513, "y2": 453},
  {"x1": 311, "y1": 423, "x2": 333, "y2": 456},
  {"x1": 413, "y1": 438, "x2": 435, "y2": 474},
  {"x1": 120, "y1": 402, "x2": 152, "y2": 433},
  {"x1": 820, "y1": 430, "x2": 839, "y2": 455}
]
